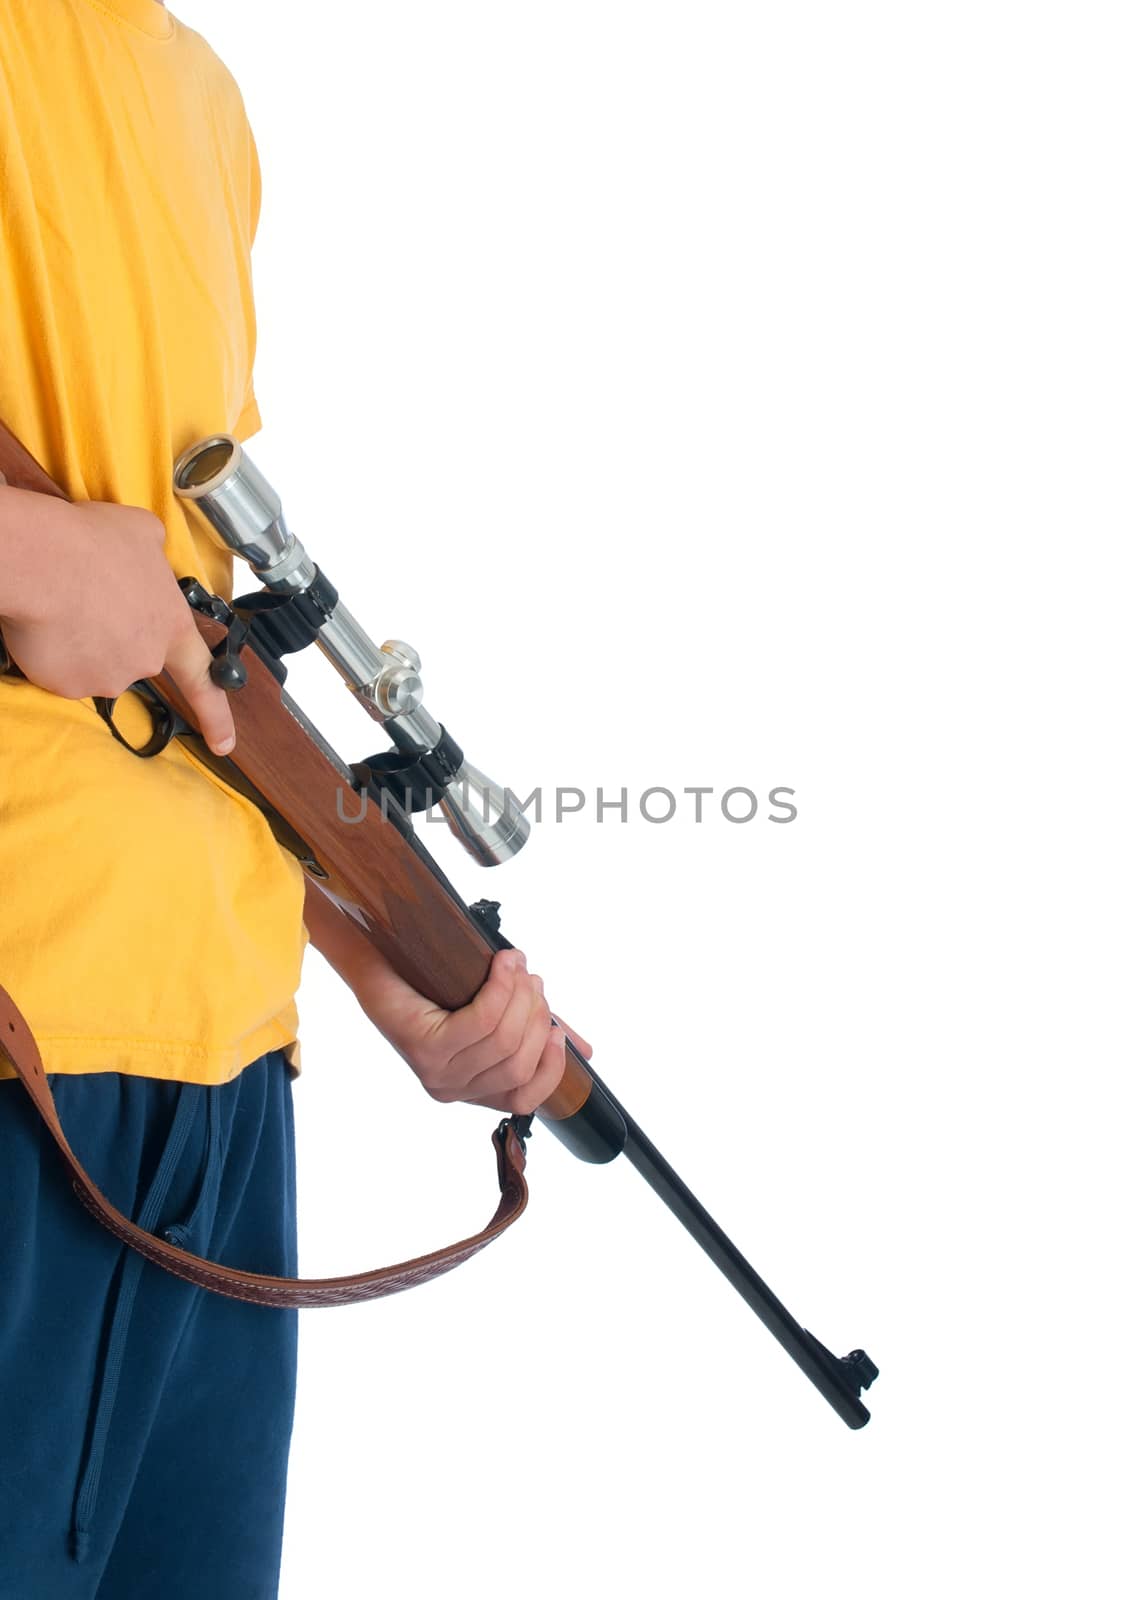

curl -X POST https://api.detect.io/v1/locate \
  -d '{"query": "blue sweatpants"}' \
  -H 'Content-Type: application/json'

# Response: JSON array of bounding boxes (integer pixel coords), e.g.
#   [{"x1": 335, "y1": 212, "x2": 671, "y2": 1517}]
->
[{"x1": 0, "y1": 1052, "x2": 299, "y2": 1599}]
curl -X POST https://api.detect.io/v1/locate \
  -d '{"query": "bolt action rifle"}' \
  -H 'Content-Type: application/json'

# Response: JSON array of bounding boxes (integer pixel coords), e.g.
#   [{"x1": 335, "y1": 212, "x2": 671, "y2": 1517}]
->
[{"x1": 0, "y1": 421, "x2": 878, "y2": 1428}]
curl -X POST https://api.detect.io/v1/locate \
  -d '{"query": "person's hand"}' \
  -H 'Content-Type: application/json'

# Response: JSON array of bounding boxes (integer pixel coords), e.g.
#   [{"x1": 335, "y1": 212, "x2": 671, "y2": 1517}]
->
[
  {"x1": 353, "y1": 945, "x2": 593, "y2": 1115},
  {"x1": 0, "y1": 491, "x2": 235, "y2": 755}
]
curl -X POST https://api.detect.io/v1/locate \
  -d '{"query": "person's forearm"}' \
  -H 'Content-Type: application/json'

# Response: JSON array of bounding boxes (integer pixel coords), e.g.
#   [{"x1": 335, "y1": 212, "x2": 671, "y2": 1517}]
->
[
  {"x1": 0, "y1": 484, "x2": 70, "y2": 624},
  {"x1": 302, "y1": 878, "x2": 392, "y2": 1002}
]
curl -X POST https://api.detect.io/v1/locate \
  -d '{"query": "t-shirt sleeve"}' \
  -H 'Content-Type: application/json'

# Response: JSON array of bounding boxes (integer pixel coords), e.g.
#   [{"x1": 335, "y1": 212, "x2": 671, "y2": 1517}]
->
[
  {"x1": 232, "y1": 390, "x2": 262, "y2": 442},
  {"x1": 234, "y1": 125, "x2": 264, "y2": 441}
]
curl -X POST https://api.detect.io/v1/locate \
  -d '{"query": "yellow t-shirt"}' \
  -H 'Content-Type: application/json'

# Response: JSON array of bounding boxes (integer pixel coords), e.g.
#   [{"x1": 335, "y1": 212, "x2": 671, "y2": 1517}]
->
[{"x1": 0, "y1": 0, "x2": 309, "y2": 1082}]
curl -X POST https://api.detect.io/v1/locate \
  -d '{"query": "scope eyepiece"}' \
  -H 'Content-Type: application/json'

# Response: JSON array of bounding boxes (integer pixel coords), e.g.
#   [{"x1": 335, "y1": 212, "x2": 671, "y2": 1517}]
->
[{"x1": 174, "y1": 434, "x2": 308, "y2": 587}]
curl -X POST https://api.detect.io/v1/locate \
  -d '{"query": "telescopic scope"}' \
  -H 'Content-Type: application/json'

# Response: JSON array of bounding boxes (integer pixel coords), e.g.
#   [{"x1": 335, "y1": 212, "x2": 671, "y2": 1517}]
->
[{"x1": 173, "y1": 434, "x2": 530, "y2": 868}]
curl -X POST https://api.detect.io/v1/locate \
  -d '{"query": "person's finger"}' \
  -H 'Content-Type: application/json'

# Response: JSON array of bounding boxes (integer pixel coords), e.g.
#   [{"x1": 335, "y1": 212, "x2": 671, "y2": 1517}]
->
[
  {"x1": 550, "y1": 1011, "x2": 592, "y2": 1058},
  {"x1": 458, "y1": 985, "x2": 554, "y2": 1104},
  {"x1": 443, "y1": 964, "x2": 543, "y2": 1083},
  {"x1": 465, "y1": 1025, "x2": 567, "y2": 1114},
  {"x1": 163, "y1": 612, "x2": 237, "y2": 756},
  {"x1": 426, "y1": 949, "x2": 526, "y2": 1061}
]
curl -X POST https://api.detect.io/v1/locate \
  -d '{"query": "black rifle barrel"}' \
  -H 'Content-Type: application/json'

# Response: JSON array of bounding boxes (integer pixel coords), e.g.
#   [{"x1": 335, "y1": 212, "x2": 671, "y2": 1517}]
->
[
  {"x1": 543, "y1": 1044, "x2": 878, "y2": 1429},
  {"x1": 618, "y1": 1110, "x2": 877, "y2": 1428},
  {"x1": 475, "y1": 909, "x2": 879, "y2": 1429}
]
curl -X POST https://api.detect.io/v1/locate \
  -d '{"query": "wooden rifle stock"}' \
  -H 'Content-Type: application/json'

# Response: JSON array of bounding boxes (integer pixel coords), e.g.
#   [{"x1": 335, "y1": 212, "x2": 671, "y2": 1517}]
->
[{"x1": 0, "y1": 418, "x2": 879, "y2": 1426}]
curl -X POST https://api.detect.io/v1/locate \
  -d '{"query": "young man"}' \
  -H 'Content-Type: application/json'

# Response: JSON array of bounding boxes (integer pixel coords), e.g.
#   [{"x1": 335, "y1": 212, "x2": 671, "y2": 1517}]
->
[{"x1": 0, "y1": 2, "x2": 582, "y2": 1594}]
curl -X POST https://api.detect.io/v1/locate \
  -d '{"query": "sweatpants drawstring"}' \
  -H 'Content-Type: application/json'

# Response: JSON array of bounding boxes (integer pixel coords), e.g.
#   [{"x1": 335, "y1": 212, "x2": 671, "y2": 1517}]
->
[
  {"x1": 163, "y1": 1084, "x2": 224, "y2": 1250},
  {"x1": 70, "y1": 1081, "x2": 220, "y2": 1564}
]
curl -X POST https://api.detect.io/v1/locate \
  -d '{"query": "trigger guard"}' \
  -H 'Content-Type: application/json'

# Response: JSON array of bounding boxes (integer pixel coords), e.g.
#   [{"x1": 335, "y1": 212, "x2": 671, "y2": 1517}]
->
[{"x1": 93, "y1": 682, "x2": 187, "y2": 759}]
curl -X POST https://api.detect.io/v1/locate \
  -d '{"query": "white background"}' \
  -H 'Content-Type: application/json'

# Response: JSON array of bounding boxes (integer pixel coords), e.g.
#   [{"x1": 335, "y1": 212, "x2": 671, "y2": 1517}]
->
[{"x1": 183, "y1": 4, "x2": 1121, "y2": 1596}]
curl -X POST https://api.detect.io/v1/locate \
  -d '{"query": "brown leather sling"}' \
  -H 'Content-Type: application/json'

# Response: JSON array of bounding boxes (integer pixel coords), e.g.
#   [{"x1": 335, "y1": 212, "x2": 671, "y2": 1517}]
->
[{"x1": 0, "y1": 420, "x2": 529, "y2": 1310}]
